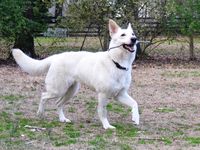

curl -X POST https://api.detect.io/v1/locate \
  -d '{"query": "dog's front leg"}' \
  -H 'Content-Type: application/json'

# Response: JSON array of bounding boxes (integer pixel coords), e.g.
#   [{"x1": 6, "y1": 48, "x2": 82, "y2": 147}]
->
[
  {"x1": 98, "y1": 93, "x2": 115, "y2": 129},
  {"x1": 117, "y1": 91, "x2": 139, "y2": 125}
]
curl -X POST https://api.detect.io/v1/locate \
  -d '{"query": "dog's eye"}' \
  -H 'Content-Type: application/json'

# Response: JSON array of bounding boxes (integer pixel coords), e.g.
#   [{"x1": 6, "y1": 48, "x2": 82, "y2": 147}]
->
[
  {"x1": 121, "y1": 33, "x2": 126, "y2": 37},
  {"x1": 132, "y1": 33, "x2": 135, "y2": 36}
]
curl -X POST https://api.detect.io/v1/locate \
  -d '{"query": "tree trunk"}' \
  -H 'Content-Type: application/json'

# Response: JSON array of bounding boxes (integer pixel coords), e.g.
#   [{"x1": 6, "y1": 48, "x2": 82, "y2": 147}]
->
[
  {"x1": 12, "y1": 1, "x2": 37, "y2": 58},
  {"x1": 103, "y1": 29, "x2": 109, "y2": 51},
  {"x1": 13, "y1": 32, "x2": 37, "y2": 58},
  {"x1": 189, "y1": 35, "x2": 195, "y2": 60}
]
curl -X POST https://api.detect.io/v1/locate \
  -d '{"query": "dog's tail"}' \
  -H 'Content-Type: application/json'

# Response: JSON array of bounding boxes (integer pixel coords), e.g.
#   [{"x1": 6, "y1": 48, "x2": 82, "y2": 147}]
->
[{"x1": 12, "y1": 49, "x2": 52, "y2": 76}]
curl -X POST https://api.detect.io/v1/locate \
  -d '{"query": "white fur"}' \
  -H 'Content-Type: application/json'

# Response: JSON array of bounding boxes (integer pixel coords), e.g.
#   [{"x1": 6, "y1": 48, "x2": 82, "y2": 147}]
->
[{"x1": 12, "y1": 19, "x2": 139, "y2": 129}]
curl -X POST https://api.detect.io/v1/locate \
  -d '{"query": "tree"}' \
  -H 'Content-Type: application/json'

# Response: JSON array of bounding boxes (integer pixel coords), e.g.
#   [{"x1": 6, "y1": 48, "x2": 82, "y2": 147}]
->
[
  {"x1": 58, "y1": 0, "x2": 170, "y2": 57},
  {"x1": 0, "y1": 0, "x2": 50, "y2": 58},
  {"x1": 59, "y1": 0, "x2": 111, "y2": 50},
  {"x1": 58, "y1": 0, "x2": 141, "y2": 51},
  {"x1": 166, "y1": 0, "x2": 200, "y2": 60}
]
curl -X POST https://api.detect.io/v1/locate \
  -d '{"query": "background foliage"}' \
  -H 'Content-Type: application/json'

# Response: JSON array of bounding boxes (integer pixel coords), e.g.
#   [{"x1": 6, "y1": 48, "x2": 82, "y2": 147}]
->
[
  {"x1": 0, "y1": 0, "x2": 200, "y2": 60},
  {"x1": 0, "y1": 0, "x2": 49, "y2": 40}
]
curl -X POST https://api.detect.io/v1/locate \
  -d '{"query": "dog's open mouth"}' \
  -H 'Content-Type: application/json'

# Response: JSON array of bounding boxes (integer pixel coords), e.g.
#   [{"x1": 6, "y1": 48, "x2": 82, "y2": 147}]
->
[{"x1": 123, "y1": 44, "x2": 135, "y2": 53}]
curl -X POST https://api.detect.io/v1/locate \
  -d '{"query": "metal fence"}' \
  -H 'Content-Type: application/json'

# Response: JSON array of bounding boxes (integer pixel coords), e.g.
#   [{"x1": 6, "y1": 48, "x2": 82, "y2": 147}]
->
[{"x1": 1, "y1": 17, "x2": 200, "y2": 61}]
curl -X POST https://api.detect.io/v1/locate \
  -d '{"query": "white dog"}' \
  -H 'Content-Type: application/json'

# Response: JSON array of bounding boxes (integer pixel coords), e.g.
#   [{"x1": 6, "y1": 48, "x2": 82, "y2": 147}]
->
[{"x1": 12, "y1": 19, "x2": 139, "y2": 129}]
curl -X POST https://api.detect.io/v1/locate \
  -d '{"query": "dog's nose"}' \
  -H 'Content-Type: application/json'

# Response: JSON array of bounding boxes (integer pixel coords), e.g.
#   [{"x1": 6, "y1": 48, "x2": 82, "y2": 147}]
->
[{"x1": 131, "y1": 37, "x2": 137, "y2": 44}]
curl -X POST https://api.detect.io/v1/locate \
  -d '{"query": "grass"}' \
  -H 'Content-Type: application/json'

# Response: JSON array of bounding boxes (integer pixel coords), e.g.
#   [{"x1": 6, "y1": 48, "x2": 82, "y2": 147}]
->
[
  {"x1": 88, "y1": 123, "x2": 138, "y2": 149},
  {"x1": 138, "y1": 139, "x2": 155, "y2": 144},
  {"x1": 85, "y1": 100, "x2": 97, "y2": 113},
  {"x1": 63, "y1": 124, "x2": 81, "y2": 139},
  {"x1": 52, "y1": 123, "x2": 81, "y2": 147},
  {"x1": 34, "y1": 36, "x2": 101, "y2": 57},
  {"x1": 0, "y1": 110, "x2": 82, "y2": 148},
  {"x1": 1, "y1": 61, "x2": 200, "y2": 149},
  {"x1": 161, "y1": 70, "x2": 200, "y2": 78},
  {"x1": 161, "y1": 137, "x2": 173, "y2": 145},
  {"x1": 107, "y1": 103, "x2": 131, "y2": 113},
  {"x1": 114, "y1": 123, "x2": 138, "y2": 138},
  {"x1": 2, "y1": 94, "x2": 191, "y2": 149},
  {"x1": 119, "y1": 144, "x2": 132, "y2": 150},
  {"x1": 0, "y1": 94, "x2": 25, "y2": 104},
  {"x1": 154, "y1": 107, "x2": 175, "y2": 113},
  {"x1": 89, "y1": 135, "x2": 107, "y2": 149},
  {"x1": 68, "y1": 107, "x2": 75, "y2": 113},
  {"x1": 138, "y1": 137, "x2": 173, "y2": 145},
  {"x1": 35, "y1": 37, "x2": 97, "y2": 46},
  {"x1": 185, "y1": 137, "x2": 200, "y2": 145}
]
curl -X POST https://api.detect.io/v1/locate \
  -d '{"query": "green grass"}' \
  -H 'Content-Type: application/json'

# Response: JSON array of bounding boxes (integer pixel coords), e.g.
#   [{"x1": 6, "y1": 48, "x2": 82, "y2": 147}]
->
[
  {"x1": 107, "y1": 103, "x2": 128, "y2": 113},
  {"x1": 106, "y1": 102, "x2": 131, "y2": 117},
  {"x1": 138, "y1": 139, "x2": 155, "y2": 144},
  {"x1": 185, "y1": 137, "x2": 200, "y2": 145},
  {"x1": 54, "y1": 138, "x2": 77, "y2": 146},
  {"x1": 0, "y1": 111, "x2": 82, "y2": 148},
  {"x1": 172, "y1": 131, "x2": 184, "y2": 137},
  {"x1": 119, "y1": 144, "x2": 132, "y2": 150},
  {"x1": 14, "y1": 112, "x2": 23, "y2": 116},
  {"x1": 34, "y1": 36, "x2": 101, "y2": 57},
  {"x1": 64, "y1": 124, "x2": 81, "y2": 138},
  {"x1": 89, "y1": 135, "x2": 107, "y2": 149},
  {"x1": 162, "y1": 70, "x2": 200, "y2": 78},
  {"x1": 139, "y1": 137, "x2": 172, "y2": 145},
  {"x1": 35, "y1": 37, "x2": 85, "y2": 45},
  {"x1": 88, "y1": 123, "x2": 138, "y2": 149},
  {"x1": 161, "y1": 137, "x2": 173, "y2": 145},
  {"x1": 51, "y1": 123, "x2": 81, "y2": 147},
  {"x1": 154, "y1": 107, "x2": 175, "y2": 113},
  {"x1": 114, "y1": 123, "x2": 138, "y2": 138},
  {"x1": 68, "y1": 107, "x2": 75, "y2": 113},
  {"x1": 85, "y1": 100, "x2": 97, "y2": 113},
  {"x1": 0, "y1": 104, "x2": 198, "y2": 149},
  {"x1": 0, "y1": 94, "x2": 25, "y2": 104}
]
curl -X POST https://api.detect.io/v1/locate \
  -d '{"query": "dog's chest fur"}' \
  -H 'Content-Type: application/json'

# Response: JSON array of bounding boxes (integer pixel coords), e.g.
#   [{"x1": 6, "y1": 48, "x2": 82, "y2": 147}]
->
[
  {"x1": 108, "y1": 70, "x2": 131, "y2": 96},
  {"x1": 72, "y1": 53, "x2": 132, "y2": 97}
]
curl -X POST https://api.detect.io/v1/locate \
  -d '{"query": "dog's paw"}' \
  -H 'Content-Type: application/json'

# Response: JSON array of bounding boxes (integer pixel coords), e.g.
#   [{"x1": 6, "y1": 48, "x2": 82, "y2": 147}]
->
[
  {"x1": 132, "y1": 109, "x2": 139, "y2": 125},
  {"x1": 59, "y1": 117, "x2": 71, "y2": 123},
  {"x1": 132, "y1": 115, "x2": 139, "y2": 125},
  {"x1": 103, "y1": 124, "x2": 116, "y2": 130}
]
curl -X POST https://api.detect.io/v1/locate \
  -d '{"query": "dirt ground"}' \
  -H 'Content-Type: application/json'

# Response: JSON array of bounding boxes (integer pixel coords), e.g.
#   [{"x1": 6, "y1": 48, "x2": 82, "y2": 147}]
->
[{"x1": 0, "y1": 61, "x2": 200, "y2": 150}]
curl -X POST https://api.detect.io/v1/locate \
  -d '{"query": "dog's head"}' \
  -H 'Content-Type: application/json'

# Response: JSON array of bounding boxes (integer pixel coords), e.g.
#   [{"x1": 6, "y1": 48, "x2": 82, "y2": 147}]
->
[{"x1": 108, "y1": 19, "x2": 137, "y2": 53}]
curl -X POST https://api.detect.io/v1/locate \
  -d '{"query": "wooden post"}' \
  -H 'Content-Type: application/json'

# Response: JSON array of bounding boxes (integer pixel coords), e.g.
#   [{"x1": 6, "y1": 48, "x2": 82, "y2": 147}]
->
[{"x1": 189, "y1": 35, "x2": 195, "y2": 60}]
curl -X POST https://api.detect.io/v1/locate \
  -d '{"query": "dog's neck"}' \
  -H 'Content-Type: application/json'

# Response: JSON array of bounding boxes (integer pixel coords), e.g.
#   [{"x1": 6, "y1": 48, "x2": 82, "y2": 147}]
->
[{"x1": 108, "y1": 43, "x2": 135, "y2": 69}]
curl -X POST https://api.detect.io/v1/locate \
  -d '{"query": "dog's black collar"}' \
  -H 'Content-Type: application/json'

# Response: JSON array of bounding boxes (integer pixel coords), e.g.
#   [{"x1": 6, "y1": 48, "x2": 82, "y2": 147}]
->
[{"x1": 112, "y1": 59, "x2": 128, "y2": 71}]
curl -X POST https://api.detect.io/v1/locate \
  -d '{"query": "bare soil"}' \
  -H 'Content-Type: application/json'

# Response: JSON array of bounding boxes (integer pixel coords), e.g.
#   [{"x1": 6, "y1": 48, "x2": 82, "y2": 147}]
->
[{"x1": 0, "y1": 61, "x2": 200, "y2": 149}]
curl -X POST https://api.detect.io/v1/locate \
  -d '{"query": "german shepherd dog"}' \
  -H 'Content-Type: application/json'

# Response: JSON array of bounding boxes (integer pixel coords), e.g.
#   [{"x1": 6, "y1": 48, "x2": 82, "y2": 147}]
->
[{"x1": 12, "y1": 19, "x2": 139, "y2": 129}]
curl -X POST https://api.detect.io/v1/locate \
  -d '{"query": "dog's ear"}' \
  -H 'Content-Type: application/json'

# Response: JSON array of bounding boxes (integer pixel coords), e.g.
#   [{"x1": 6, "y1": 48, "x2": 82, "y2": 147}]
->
[
  {"x1": 127, "y1": 23, "x2": 132, "y2": 31},
  {"x1": 109, "y1": 19, "x2": 120, "y2": 37}
]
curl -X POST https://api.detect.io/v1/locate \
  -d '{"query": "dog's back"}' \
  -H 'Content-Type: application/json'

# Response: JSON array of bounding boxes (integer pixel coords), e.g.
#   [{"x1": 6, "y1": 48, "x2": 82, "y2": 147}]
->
[{"x1": 12, "y1": 49, "x2": 93, "y2": 76}]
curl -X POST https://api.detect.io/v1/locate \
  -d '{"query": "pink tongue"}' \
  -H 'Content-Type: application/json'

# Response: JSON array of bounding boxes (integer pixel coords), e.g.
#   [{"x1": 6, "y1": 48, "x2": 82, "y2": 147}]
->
[{"x1": 125, "y1": 45, "x2": 132, "y2": 51}]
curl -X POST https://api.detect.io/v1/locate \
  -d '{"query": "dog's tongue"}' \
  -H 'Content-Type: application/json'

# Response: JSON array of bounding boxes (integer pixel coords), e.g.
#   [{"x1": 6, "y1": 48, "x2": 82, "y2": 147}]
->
[
  {"x1": 124, "y1": 44, "x2": 134, "y2": 52},
  {"x1": 124, "y1": 45, "x2": 132, "y2": 51}
]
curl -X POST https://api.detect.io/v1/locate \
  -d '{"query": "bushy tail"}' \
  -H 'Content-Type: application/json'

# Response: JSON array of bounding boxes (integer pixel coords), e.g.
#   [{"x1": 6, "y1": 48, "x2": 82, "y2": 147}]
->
[{"x1": 12, "y1": 49, "x2": 52, "y2": 76}]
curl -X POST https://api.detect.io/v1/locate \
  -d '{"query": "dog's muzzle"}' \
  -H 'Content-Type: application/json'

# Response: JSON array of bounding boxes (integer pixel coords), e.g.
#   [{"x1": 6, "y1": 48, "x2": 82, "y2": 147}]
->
[{"x1": 123, "y1": 37, "x2": 137, "y2": 53}]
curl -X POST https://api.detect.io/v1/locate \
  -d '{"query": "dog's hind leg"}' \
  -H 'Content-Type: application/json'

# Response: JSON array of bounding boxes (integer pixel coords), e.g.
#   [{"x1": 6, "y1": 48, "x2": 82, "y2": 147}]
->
[
  {"x1": 56, "y1": 82, "x2": 80, "y2": 123},
  {"x1": 37, "y1": 92, "x2": 58, "y2": 118},
  {"x1": 98, "y1": 93, "x2": 115, "y2": 129},
  {"x1": 116, "y1": 90, "x2": 139, "y2": 125}
]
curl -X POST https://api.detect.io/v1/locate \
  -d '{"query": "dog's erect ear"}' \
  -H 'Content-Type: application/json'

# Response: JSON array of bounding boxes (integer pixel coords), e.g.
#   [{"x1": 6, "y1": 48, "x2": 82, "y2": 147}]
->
[
  {"x1": 109, "y1": 19, "x2": 120, "y2": 37},
  {"x1": 127, "y1": 23, "x2": 132, "y2": 31}
]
